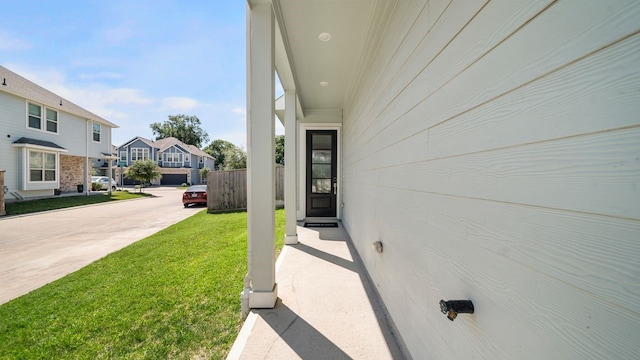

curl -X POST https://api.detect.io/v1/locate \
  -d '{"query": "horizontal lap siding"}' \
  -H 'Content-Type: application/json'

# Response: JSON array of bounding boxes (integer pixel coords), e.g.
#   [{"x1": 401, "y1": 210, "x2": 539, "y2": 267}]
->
[
  {"x1": 0, "y1": 93, "x2": 25, "y2": 190},
  {"x1": 342, "y1": 0, "x2": 640, "y2": 358}
]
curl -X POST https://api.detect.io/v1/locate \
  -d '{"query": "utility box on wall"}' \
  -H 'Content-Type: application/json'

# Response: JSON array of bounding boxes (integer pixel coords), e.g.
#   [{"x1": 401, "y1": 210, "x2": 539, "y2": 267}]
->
[{"x1": 0, "y1": 170, "x2": 5, "y2": 216}]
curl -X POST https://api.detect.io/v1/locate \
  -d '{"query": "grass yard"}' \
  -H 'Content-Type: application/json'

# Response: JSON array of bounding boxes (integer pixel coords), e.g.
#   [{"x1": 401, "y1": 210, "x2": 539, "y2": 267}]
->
[
  {"x1": 0, "y1": 209, "x2": 285, "y2": 359},
  {"x1": 4, "y1": 191, "x2": 151, "y2": 216}
]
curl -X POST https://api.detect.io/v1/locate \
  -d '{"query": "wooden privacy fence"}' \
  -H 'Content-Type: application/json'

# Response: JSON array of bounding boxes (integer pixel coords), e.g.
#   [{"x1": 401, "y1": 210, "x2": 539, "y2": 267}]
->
[{"x1": 207, "y1": 166, "x2": 284, "y2": 212}]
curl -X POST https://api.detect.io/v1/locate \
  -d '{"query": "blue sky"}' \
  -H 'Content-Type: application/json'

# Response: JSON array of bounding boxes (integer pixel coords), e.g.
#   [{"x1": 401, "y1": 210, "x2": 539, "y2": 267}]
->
[{"x1": 1, "y1": 0, "x2": 283, "y2": 147}]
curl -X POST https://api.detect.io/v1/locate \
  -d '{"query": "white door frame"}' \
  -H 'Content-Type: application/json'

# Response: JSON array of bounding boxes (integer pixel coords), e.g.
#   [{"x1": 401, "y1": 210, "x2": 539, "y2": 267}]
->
[{"x1": 298, "y1": 123, "x2": 342, "y2": 220}]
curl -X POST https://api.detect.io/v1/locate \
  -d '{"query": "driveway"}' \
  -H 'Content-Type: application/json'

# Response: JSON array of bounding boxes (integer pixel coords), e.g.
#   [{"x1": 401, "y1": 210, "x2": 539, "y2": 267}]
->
[{"x1": 0, "y1": 187, "x2": 204, "y2": 305}]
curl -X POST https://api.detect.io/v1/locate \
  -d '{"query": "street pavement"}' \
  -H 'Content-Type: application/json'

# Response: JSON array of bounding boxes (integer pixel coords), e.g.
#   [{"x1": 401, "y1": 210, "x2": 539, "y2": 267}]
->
[{"x1": 0, "y1": 187, "x2": 203, "y2": 305}]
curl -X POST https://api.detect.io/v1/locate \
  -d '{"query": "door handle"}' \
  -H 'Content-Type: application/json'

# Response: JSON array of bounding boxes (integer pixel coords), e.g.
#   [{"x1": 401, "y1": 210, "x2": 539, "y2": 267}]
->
[{"x1": 333, "y1": 177, "x2": 337, "y2": 195}]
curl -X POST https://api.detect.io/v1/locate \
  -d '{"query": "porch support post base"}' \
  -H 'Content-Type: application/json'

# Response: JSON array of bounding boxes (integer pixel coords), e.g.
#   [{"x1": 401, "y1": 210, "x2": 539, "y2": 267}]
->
[
  {"x1": 249, "y1": 284, "x2": 278, "y2": 309},
  {"x1": 285, "y1": 234, "x2": 298, "y2": 245}
]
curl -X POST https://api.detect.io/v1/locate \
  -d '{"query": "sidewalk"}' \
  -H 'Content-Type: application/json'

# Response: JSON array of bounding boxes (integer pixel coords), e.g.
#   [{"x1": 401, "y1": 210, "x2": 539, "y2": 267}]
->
[{"x1": 227, "y1": 222, "x2": 407, "y2": 360}]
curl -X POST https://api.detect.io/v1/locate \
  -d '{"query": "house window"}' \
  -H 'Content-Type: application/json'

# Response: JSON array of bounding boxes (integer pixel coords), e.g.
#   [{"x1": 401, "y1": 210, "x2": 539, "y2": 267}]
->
[
  {"x1": 120, "y1": 150, "x2": 127, "y2": 163},
  {"x1": 28, "y1": 103, "x2": 42, "y2": 129},
  {"x1": 46, "y1": 109, "x2": 58, "y2": 133},
  {"x1": 184, "y1": 154, "x2": 190, "y2": 163},
  {"x1": 164, "y1": 153, "x2": 181, "y2": 162},
  {"x1": 131, "y1": 148, "x2": 150, "y2": 162},
  {"x1": 27, "y1": 103, "x2": 58, "y2": 133},
  {"x1": 92, "y1": 123, "x2": 101, "y2": 142},
  {"x1": 29, "y1": 151, "x2": 57, "y2": 182}
]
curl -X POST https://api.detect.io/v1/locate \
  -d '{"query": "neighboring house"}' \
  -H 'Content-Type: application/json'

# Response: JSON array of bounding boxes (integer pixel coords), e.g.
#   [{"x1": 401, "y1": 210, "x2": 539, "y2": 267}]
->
[
  {"x1": 244, "y1": 1, "x2": 640, "y2": 359},
  {"x1": 91, "y1": 144, "x2": 118, "y2": 179},
  {"x1": 115, "y1": 136, "x2": 214, "y2": 185},
  {"x1": 0, "y1": 66, "x2": 118, "y2": 199}
]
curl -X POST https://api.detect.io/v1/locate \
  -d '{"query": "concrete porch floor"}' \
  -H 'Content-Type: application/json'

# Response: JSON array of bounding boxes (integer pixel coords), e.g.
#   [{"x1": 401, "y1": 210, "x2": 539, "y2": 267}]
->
[{"x1": 227, "y1": 222, "x2": 407, "y2": 360}]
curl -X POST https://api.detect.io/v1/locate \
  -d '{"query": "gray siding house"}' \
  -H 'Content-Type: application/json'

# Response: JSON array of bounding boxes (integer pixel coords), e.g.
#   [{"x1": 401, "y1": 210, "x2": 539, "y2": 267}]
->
[
  {"x1": 0, "y1": 66, "x2": 118, "y2": 200},
  {"x1": 116, "y1": 136, "x2": 214, "y2": 185},
  {"x1": 91, "y1": 145, "x2": 118, "y2": 179}
]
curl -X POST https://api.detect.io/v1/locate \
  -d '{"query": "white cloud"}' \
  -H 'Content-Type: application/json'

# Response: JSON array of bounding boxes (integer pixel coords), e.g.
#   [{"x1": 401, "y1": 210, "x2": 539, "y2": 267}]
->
[
  {"x1": 92, "y1": 87, "x2": 152, "y2": 105},
  {"x1": 217, "y1": 130, "x2": 247, "y2": 148},
  {"x1": 102, "y1": 21, "x2": 135, "y2": 46},
  {"x1": 3, "y1": 64, "x2": 62, "y2": 84},
  {"x1": 78, "y1": 72, "x2": 123, "y2": 80},
  {"x1": 162, "y1": 97, "x2": 199, "y2": 111},
  {"x1": 71, "y1": 57, "x2": 123, "y2": 68},
  {"x1": 0, "y1": 31, "x2": 31, "y2": 51},
  {"x1": 4, "y1": 64, "x2": 152, "y2": 121},
  {"x1": 232, "y1": 107, "x2": 246, "y2": 115}
]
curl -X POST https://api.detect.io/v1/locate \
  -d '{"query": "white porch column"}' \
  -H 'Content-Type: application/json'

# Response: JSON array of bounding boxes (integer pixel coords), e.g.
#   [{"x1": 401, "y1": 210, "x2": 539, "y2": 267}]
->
[
  {"x1": 243, "y1": 1, "x2": 277, "y2": 312},
  {"x1": 284, "y1": 90, "x2": 298, "y2": 245}
]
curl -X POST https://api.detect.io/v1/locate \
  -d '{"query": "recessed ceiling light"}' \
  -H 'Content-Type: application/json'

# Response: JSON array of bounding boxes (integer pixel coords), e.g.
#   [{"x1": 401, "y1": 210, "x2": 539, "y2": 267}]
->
[
  {"x1": 320, "y1": 81, "x2": 329, "y2": 87},
  {"x1": 318, "y1": 32, "x2": 332, "y2": 42}
]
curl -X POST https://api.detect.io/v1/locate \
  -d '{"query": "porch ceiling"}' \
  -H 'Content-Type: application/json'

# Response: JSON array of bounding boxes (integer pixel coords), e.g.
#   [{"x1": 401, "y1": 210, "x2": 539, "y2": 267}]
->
[{"x1": 272, "y1": 0, "x2": 395, "y2": 113}]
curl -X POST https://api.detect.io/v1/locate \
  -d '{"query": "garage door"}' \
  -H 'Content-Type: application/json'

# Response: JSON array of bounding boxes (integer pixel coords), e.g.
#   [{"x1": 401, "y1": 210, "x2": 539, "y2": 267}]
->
[
  {"x1": 161, "y1": 174, "x2": 188, "y2": 185},
  {"x1": 122, "y1": 177, "x2": 138, "y2": 186}
]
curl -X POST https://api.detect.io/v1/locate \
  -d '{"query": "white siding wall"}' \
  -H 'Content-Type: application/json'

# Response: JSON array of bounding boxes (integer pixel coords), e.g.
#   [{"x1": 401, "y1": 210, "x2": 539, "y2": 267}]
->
[
  {"x1": 0, "y1": 92, "x2": 26, "y2": 190},
  {"x1": 342, "y1": 0, "x2": 640, "y2": 358},
  {"x1": 0, "y1": 91, "x2": 111, "y2": 158},
  {"x1": 0, "y1": 91, "x2": 113, "y2": 196}
]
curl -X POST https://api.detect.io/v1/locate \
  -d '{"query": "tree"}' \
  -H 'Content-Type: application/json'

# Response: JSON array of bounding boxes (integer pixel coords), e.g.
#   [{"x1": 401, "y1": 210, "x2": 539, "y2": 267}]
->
[
  {"x1": 204, "y1": 139, "x2": 237, "y2": 170},
  {"x1": 275, "y1": 135, "x2": 285, "y2": 165},
  {"x1": 124, "y1": 160, "x2": 162, "y2": 192},
  {"x1": 150, "y1": 114, "x2": 210, "y2": 148},
  {"x1": 199, "y1": 167, "x2": 211, "y2": 183},
  {"x1": 203, "y1": 136, "x2": 282, "y2": 170},
  {"x1": 223, "y1": 146, "x2": 247, "y2": 170}
]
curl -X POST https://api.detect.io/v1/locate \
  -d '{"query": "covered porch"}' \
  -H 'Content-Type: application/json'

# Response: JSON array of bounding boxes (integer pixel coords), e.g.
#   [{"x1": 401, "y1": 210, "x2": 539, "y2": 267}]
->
[
  {"x1": 242, "y1": 0, "x2": 388, "y2": 310},
  {"x1": 229, "y1": 222, "x2": 406, "y2": 359},
  {"x1": 240, "y1": 0, "x2": 406, "y2": 357}
]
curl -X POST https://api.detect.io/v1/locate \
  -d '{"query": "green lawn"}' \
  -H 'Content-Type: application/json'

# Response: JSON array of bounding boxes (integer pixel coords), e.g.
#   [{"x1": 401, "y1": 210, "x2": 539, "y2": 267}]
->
[
  {"x1": 0, "y1": 209, "x2": 285, "y2": 359},
  {"x1": 4, "y1": 191, "x2": 151, "y2": 216}
]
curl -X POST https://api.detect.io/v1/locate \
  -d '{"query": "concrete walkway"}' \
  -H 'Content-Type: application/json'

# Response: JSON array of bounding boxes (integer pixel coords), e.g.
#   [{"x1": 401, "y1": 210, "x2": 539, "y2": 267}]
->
[
  {"x1": 0, "y1": 187, "x2": 201, "y2": 305},
  {"x1": 227, "y1": 222, "x2": 407, "y2": 360}
]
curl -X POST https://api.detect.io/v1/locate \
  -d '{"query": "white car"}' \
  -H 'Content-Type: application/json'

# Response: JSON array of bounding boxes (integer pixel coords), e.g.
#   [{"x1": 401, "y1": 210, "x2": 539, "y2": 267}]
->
[{"x1": 91, "y1": 176, "x2": 117, "y2": 191}]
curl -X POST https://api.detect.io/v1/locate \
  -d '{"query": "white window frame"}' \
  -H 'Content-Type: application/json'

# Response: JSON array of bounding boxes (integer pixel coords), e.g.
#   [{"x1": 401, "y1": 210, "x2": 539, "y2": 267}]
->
[
  {"x1": 46, "y1": 108, "x2": 58, "y2": 133},
  {"x1": 27, "y1": 102, "x2": 59, "y2": 134},
  {"x1": 131, "y1": 148, "x2": 150, "y2": 162},
  {"x1": 164, "y1": 152, "x2": 182, "y2": 163},
  {"x1": 184, "y1": 153, "x2": 190, "y2": 163},
  {"x1": 28, "y1": 150, "x2": 58, "y2": 184},
  {"x1": 92, "y1": 122, "x2": 101, "y2": 143},
  {"x1": 119, "y1": 150, "x2": 128, "y2": 163}
]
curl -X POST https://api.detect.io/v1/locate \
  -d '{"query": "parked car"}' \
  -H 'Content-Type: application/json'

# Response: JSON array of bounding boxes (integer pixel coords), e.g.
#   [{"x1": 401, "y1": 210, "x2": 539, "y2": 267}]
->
[
  {"x1": 91, "y1": 176, "x2": 117, "y2": 191},
  {"x1": 182, "y1": 185, "x2": 207, "y2": 207}
]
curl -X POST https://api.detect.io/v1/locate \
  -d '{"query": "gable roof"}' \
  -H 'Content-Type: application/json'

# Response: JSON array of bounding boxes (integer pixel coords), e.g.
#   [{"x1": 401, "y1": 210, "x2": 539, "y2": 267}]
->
[
  {"x1": 183, "y1": 143, "x2": 212, "y2": 159},
  {"x1": 154, "y1": 137, "x2": 213, "y2": 158},
  {"x1": 0, "y1": 66, "x2": 117, "y2": 128},
  {"x1": 153, "y1": 137, "x2": 183, "y2": 152},
  {"x1": 119, "y1": 136, "x2": 156, "y2": 149},
  {"x1": 118, "y1": 136, "x2": 213, "y2": 159}
]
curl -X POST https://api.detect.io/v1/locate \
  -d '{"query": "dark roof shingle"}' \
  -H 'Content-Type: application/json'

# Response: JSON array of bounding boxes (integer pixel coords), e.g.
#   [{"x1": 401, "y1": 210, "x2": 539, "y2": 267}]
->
[{"x1": 12, "y1": 137, "x2": 67, "y2": 150}]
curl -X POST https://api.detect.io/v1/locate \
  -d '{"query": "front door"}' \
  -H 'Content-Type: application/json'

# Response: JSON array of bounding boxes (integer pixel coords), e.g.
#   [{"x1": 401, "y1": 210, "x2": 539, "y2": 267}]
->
[{"x1": 306, "y1": 130, "x2": 337, "y2": 217}]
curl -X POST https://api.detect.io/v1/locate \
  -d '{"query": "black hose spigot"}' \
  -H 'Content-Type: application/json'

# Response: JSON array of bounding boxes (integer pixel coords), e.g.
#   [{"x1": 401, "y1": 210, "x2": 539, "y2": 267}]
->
[{"x1": 440, "y1": 300, "x2": 474, "y2": 321}]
